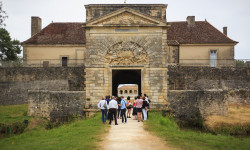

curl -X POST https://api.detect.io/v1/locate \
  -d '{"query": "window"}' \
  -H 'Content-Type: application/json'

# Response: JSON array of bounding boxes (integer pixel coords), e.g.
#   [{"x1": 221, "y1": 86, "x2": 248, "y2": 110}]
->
[
  {"x1": 210, "y1": 50, "x2": 217, "y2": 67},
  {"x1": 125, "y1": 90, "x2": 128, "y2": 94},
  {"x1": 134, "y1": 90, "x2": 137, "y2": 94},
  {"x1": 62, "y1": 57, "x2": 68, "y2": 67},
  {"x1": 120, "y1": 90, "x2": 123, "y2": 94},
  {"x1": 129, "y1": 90, "x2": 132, "y2": 94}
]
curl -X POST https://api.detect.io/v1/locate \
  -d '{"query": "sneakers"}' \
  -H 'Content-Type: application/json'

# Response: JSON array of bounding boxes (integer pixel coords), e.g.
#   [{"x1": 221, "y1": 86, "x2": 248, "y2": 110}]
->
[{"x1": 115, "y1": 124, "x2": 118, "y2": 125}]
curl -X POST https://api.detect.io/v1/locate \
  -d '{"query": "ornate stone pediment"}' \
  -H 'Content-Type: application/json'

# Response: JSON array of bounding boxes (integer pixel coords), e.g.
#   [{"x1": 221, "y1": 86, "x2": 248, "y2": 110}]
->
[
  {"x1": 86, "y1": 8, "x2": 167, "y2": 27},
  {"x1": 94, "y1": 12, "x2": 156, "y2": 25},
  {"x1": 105, "y1": 41, "x2": 148, "y2": 65}
]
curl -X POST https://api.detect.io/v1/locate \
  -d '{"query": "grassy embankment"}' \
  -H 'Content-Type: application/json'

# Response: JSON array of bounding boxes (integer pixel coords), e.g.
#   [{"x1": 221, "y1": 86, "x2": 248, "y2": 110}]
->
[
  {"x1": 205, "y1": 105, "x2": 250, "y2": 135},
  {"x1": 145, "y1": 111, "x2": 250, "y2": 150},
  {"x1": 0, "y1": 104, "x2": 108, "y2": 150}
]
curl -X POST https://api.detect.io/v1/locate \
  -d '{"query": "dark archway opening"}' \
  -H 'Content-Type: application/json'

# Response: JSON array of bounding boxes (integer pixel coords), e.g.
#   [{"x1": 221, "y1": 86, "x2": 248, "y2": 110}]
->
[{"x1": 112, "y1": 70, "x2": 141, "y2": 96}]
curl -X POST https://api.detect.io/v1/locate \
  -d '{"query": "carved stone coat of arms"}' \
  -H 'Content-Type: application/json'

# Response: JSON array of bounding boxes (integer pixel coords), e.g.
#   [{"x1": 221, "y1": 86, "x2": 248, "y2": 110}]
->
[{"x1": 105, "y1": 41, "x2": 149, "y2": 65}]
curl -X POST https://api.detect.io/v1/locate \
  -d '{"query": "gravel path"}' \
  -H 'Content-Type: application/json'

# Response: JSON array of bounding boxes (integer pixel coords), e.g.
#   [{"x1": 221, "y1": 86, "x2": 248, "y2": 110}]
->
[{"x1": 100, "y1": 117, "x2": 175, "y2": 150}]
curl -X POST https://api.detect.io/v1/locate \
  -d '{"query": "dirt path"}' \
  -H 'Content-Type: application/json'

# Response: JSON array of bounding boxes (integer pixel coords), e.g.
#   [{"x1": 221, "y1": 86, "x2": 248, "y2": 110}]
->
[{"x1": 100, "y1": 117, "x2": 175, "y2": 150}]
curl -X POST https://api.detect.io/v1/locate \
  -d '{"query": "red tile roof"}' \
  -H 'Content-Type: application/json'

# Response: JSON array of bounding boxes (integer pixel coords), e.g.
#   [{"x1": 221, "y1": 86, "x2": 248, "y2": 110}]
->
[
  {"x1": 167, "y1": 21, "x2": 238, "y2": 44},
  {"x1": 22, "y1": 23, "x2": 86, "y2": 45},
  {"x1": 22, "y1": 21, "x2": 237, "y2": 45}
]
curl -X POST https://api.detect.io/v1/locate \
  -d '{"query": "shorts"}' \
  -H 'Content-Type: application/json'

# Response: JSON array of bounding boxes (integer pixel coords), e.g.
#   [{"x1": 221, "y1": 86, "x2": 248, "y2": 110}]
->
[
  {"x1": 127, "y1": 106, "x2": 132, "y2": 109},
  {"x1": 132, "y1": 107, "x2": 137, "y2": 115},
  {"x1": 136, "y1": 108, "x2": 142, "y2": 112}
]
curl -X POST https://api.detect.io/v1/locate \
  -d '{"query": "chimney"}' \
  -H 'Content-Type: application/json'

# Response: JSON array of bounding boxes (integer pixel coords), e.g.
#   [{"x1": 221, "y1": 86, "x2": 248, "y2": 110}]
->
[
  {"x1": 223, "y1": 26, "x2": 227, "y2": 36},
  {"x1": 187, "y1": 16, "x2": 195, "y2": 26},
  {"x1": 31, "y1": 16, "x2": 42, "y2": 37}
]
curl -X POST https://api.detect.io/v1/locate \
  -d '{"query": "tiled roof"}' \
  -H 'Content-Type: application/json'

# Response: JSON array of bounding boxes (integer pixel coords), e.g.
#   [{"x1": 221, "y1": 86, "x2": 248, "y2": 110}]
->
[
  {"x1": 22, "y1": 23, "x2": 86, "y2": 45},
  {"x1": 167, "y1": 21, "x2": 238, "y2": 44},
  {"x1": 22, "y1": 21, "x2": 238, "y2": 45}
]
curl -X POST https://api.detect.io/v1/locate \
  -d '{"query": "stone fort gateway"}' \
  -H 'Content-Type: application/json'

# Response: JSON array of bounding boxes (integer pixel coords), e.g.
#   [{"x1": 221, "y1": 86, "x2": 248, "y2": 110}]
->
[{"x1": 1, "y1": 4, "x2": 249, "y2": 121}]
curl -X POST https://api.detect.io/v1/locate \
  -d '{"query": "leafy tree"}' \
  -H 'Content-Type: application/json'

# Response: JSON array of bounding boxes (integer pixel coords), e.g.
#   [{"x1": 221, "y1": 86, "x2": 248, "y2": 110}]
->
[
  {"x1": 0, "y1": 2, "x2": 21, "y2": 61},
  {"x1": 0, "y1": 1, "x2": 8, "y2": 27},
  {"x1": 235, "y1": 60, "x2": 245, "y2": 67},
  {"x1": 0, "y1": 28, "x2": 22, "y2": 60}
]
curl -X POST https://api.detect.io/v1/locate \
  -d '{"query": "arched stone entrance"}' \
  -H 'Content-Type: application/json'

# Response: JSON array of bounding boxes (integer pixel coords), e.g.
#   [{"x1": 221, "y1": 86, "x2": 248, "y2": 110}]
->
[{"x1": 112, "y1": 69, "x2": 141, "y2": 96}]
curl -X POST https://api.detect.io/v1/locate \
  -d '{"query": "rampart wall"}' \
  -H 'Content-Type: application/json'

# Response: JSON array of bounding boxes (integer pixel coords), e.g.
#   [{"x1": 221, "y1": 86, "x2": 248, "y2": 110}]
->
[
  {"x1": 167, "y1": 66, "x2": 250, "y2": 121},
  {"x1": 28, "y1": 90, "x2": 85, "y2": 122},
  {"x1": 0, "y1": 67, "x2": 85, "y2": 105}
]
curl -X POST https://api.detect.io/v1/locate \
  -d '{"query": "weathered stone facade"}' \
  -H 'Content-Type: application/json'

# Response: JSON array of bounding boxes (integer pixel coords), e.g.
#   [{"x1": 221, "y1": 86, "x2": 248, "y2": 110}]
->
[
  {"x1": 168, "y1": 90, "x2": 228, "y2": 121},
  {"x1": 28, "y1": 90, "x2": 85, "y2": 121},
  {"x1": 0, "y1": 67, "x2": 85, "y2": 105},
  {"x1": 83, "y1": 5, "x2": 169, "y2": 107},
  {"x1": 2, "y1": 4, "x2": 248, "y2": 121},
  {"x1": 167, "y1": 66, "x2": 250, "y2": 90},
  {"x1": 167, "y1": 66, "x2": 250, "y2": 120}
]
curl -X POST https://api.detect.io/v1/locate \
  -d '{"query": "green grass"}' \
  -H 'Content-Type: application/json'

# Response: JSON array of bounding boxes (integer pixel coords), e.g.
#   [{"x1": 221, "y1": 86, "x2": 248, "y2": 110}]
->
[
  {"x1": 0, "y1": 113, "x2": 108, "y2": 150},
  {"x1": 145, "y1": 112, "x2": 250, "y2": 150},
  {"x1": 0, "y1": 104, "x2": 31, "y2": 124}
]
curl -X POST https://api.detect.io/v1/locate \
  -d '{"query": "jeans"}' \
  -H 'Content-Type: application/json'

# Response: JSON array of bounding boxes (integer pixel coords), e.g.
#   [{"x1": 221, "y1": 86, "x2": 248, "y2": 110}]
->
[
  {"x1": 142, "y1": 108, "x2": 147, "y2": 120},
  {"x1": 121, "y1": 109, "x2": 127, "y2": 123},
  {"x1": 101, "y1": 109, "x2": 107, "y2": 123},
  {"x1": 117, "y1": 109, "x2": 121, "y2": 118}
]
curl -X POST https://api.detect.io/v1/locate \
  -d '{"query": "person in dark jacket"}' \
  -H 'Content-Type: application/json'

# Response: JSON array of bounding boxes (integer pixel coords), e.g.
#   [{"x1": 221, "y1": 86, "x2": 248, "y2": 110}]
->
[{"x1": 142, "y1": 96, "x2": 149, "y2": 121}]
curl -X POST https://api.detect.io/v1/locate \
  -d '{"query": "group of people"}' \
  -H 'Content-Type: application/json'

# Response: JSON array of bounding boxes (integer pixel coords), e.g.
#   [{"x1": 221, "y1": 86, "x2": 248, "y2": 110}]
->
[{"x1": 97, "y1": 94, "x2": 151, "y2": 125}]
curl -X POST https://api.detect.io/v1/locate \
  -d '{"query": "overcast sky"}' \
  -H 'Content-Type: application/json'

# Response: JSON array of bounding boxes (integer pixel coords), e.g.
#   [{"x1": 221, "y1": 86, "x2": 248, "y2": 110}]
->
[{"x1": 2, "y1": 0, "x2": 250, "y2": 59}]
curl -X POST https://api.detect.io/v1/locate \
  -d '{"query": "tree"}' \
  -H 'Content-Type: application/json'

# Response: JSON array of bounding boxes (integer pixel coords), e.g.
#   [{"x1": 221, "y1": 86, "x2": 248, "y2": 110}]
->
[
  {"x1": 0, "y1": 1, "x2": 8, "y2": 27},
  {"x1": 235, "y1": 60, "x2": 245, "y2": 67},
  {"x1": 0, "y1": 28, "x2": 22, "y2": 61},
  {"x1": 0, "y1": 2, "x2": 21, "y2": 61}
]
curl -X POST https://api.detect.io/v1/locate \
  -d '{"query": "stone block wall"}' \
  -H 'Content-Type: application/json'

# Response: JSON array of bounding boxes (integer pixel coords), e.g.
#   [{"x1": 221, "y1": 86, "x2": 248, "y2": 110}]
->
[
  {"x1": 28, "y1": 90, "x2": 85, "y2": 122},
  {"x1": 228, "y1": 89, "x2": 250, "y2": 105},
  {"x1": 0, "y1": 67, "x2": 85, "y2": 105},
  {"x1": 168, "y1": 90, "x2": 228, "y2": 121},
  {"x1": 167, "y1": 66, "x2": 250, "y2": 120},
  {"x1": 167, "y1": 66, "x2": 250, "y2": 90},
  {"x1": 0, "y1": 80, "x2": 68, "y2": 105}
]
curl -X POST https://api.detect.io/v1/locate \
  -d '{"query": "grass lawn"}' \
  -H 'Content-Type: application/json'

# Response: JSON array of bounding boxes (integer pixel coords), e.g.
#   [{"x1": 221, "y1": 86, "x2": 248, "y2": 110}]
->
[
  {"x1": 145, "y1": 112, "x2": 250, "y2": 150},
  {"x1": 0, "y1": 104, "x2": 108, "y2": 150},
  {"x1": 0, "y1": 104, "x2": 31, "y2": 124}
]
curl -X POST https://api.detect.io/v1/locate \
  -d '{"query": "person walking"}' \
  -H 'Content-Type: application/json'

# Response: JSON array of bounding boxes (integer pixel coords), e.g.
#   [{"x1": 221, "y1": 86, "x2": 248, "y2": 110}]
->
[
  {"x1": 132, "y1": 96, "x2": 137, "y2": 120},
  {"x1": 106, "y1": 95, "x2": 111, "y2": 121},
  {"x1": 120, "y1": 96, "x2": 127, "y2": 124},
  {"x1": 142, "y1": 96, "x2": 148, "y2": 121},
  {"x1": 108, "y1": 96, "x2": 118, "y2": 125},
  {"x1": 126, "y1": 96, "x2": 132, "y2": 118},
  {"x1": 135, "y1": 96, "x2": 143, "y2": 122},
  {"x1": 97, "y1": 97, "x2": 108, "y2": 124},
  {"x1": 117, "y1": 97, "x2": 121, "y2": 119},
  {"x1": 144, "y1": 94, "x2": 151, "y2": 119}
]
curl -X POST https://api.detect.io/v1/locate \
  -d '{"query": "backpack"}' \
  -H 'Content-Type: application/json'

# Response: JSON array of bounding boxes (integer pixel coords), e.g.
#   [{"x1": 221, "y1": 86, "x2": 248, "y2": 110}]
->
[{"x1": 103, "y1": 101, "x2": 107, "y2": 109}]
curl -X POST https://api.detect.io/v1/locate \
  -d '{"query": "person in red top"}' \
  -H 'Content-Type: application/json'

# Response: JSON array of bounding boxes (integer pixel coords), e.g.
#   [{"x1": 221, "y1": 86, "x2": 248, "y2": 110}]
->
[{"x1": 135, "y1": 95, "x2": 143, "y2": 122}]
